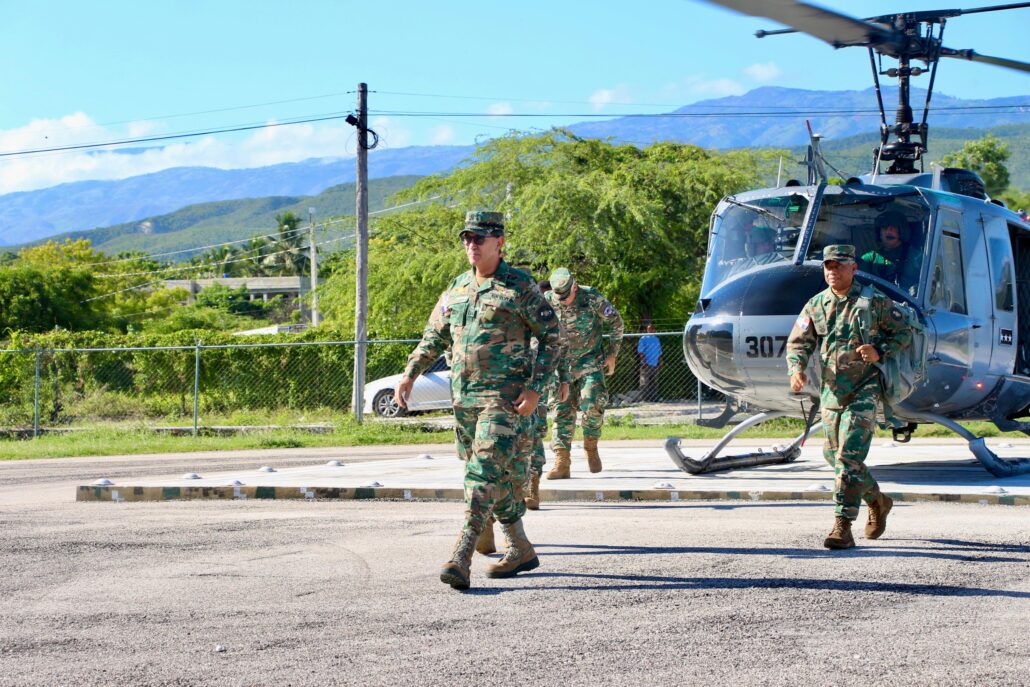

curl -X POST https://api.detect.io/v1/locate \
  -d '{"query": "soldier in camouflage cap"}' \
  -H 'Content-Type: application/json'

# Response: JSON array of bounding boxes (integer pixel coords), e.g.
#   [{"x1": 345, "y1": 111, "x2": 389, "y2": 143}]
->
[
  {"x1": 786, "y1": 244, "x2": 913, "y2": 550},
  {"x1": 544, "y1": 267, "x2": 624, "y2": 478},
  {"x1": 396, "y1": 210, "x2": 561, "y2": 590}
]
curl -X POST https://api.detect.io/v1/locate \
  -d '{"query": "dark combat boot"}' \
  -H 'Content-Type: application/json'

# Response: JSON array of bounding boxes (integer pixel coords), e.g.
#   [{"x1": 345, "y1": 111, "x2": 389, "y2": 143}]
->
[
  {"x1": 525, "y1": 473, "x2": 541, "y2": 511},
  {"x1": 865, "y1": 493, "x2": 894, "y2": 539},
  {"x1": 475, "y1": 516, "x2": 496, "y2": 555},
  {"x1": 546, "y1": 449, "x2": 571, "y2": 480},
  {"x1": 823, "y1": 516, "x2": 856, "y2": 550},
  {"x1": 486, "y1": 519, "x2": 540, "y2": 578},
  {"x1": 440, "y1": 528, "x2": 478, "y2": 590},
  {"x1": 584, "y1": 436, "x2": 603, "y2": 473}
]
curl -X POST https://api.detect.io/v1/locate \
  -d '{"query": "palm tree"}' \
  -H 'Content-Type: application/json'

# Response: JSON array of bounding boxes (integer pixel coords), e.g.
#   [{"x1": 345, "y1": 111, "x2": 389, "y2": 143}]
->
[{"x1": 262, "y1": 212, "x2": 309, "y2": 276}]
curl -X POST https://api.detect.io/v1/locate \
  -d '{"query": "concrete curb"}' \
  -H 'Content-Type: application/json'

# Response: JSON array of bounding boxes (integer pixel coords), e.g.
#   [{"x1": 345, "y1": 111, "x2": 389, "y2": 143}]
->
[{"x1": 76, "y1": 485, "x2": 1029, "y2": 507}]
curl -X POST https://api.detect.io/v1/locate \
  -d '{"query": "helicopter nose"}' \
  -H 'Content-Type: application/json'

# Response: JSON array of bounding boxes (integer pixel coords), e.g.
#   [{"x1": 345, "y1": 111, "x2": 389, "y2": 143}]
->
[
  {"x1": 684, "y1": 264, "x2": 827, "y2": 398},
  {"x1": 685, "y1": 319, "x2": 747, "y2": 393}
]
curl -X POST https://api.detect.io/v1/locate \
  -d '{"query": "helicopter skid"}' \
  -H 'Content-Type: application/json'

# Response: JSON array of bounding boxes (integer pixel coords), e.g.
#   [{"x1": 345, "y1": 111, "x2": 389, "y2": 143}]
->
[
  {"x1": 910, "y1": 412, "x2": 1030, "y2": 478},
  {"x1": 666, "y1": 410, "x2": 824, "y2": 475}
]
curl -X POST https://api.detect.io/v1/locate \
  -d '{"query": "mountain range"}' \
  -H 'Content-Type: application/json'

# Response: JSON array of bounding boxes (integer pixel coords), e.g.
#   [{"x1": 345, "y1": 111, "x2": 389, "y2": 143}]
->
[{"x1": 2, "y1": 86, "x2": 1027, "y2": 247}]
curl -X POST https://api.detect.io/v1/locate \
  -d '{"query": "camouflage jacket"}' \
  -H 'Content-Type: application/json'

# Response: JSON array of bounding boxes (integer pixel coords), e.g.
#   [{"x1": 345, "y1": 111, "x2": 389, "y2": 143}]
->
[
  {"x1": 544, "y1": 285, "x2": 624, "y2": 380},
  {"x1": 785, "y1": 282, "x2": 913, "y2": 410},
  {"x1": 404, "y1": 260, "x2": 561, "y2": 404},
  {"x1": 531, "y1": 336, "x2": 570, "y2": 406}
]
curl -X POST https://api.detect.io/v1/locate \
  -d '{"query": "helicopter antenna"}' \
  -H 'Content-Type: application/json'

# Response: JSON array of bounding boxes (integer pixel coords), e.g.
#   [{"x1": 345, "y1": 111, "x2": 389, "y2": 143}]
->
[
  {"x1": 806, "y1": 120, "x2": 828, "y2": 183},
  {"x1": 712, "y1": 1, "x2": 1030, "y2": 174}
]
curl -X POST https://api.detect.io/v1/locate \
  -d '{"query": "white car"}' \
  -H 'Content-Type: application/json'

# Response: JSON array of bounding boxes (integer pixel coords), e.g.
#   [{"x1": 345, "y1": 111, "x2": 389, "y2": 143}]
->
[{"x1": 363, "y1": 357, "x2": 452, "y2": 418}]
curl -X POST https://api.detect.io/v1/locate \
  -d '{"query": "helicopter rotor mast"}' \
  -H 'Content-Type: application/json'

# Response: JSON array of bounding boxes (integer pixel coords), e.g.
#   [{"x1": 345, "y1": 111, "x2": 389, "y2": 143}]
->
[{"x1": 709, "y1": 1, "x2": 1030, "y2": 174}]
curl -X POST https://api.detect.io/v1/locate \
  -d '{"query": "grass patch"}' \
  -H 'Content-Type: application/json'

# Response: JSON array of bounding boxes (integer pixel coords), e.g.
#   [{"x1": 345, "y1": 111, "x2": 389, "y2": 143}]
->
[{"x1": 0, "y1": 415, "x2": 1023, "y2": 461}]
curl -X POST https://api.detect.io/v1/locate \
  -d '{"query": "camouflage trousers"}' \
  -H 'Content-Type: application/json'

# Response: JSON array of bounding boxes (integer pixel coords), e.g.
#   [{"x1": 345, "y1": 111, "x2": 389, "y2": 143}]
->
[
  {"x1": 820, "y1": 384, "x2": 882, "y2": 520},
  {"x1": 453, "y1": 402, "x2": 529, "y2": 534},
  {"x1": 552, "y1": 370, "x2": 607, "y2": 450}
]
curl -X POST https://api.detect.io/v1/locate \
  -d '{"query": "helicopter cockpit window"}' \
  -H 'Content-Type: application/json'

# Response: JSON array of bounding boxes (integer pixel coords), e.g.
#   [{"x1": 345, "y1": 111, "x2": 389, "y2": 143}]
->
[
  {"x1": 702, "y1": 194, "x2": 809, "y2": 295},
  {"x1": 928, "y1": 223, "x2": 967, "y2": 315},
  {"x1": 805, "y1": 196, "x2": 929, "y2": 298}
]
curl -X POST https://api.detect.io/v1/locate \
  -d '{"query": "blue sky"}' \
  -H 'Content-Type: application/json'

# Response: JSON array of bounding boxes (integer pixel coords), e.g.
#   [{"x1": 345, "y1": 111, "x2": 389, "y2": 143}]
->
[{"x1": 1, "y1": 0, "x2": 1027, "y2": 194}]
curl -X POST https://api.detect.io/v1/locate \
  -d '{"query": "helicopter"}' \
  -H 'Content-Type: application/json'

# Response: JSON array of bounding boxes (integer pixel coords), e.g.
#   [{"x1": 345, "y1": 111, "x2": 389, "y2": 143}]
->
[{"x1": 666, "y1": 0, "x2": 1030, "y2": 478}]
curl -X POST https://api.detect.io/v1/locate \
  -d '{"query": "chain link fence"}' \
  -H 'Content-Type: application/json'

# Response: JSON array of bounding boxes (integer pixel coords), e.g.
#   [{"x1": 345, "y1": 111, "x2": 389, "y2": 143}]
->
[{"x1": 0, "y1": 331, "x2": 726, "y2": 436}]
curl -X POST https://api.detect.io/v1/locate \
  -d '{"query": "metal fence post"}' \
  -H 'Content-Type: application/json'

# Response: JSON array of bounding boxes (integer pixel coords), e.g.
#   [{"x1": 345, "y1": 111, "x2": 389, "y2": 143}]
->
[
  {"x1": 193, "y1": 340, "x2": 201, "y2": 436},
  {"x1": 697, "y1": 377, "x2": 702, "y2": 420},
  {"x1": 33, "y1": 349, "x2": 41, "y2": 438}
]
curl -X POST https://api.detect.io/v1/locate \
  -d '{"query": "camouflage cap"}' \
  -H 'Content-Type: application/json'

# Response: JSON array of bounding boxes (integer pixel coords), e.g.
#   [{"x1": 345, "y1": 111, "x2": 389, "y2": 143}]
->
[
  {"x1": 822, "y1": 244, "x2": 856, "y2": 263},
  {"x1": 459, "y1": 210, "x2": 505, "y2": 238},
  {"x1": 549, "y1": 267, "x2": 576, "y2": 297}
]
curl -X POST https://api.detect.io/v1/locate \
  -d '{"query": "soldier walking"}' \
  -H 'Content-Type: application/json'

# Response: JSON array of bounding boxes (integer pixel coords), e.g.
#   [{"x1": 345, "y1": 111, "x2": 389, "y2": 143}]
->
[
  {"x1": 522, "y1": 280, "x2": 570, "y2": 509},
  {"x1": 396, "y1": 211, "x2": 560, "y2": 590},
  {"x1": 786, "y1": 245, "x2": 913, "y2": 549},
  {"x1": 544, "y1": 268, "x2": 624, "y2": 478}
]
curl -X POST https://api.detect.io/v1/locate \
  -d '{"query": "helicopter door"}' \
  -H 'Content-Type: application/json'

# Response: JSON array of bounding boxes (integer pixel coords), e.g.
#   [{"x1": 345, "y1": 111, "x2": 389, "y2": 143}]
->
[
  {"x1": 982, "y1": 215, "x2": 1017, "y2": 377},
  {"x1": 925, "y1": 209, "x2": 980, "y2": 411}
]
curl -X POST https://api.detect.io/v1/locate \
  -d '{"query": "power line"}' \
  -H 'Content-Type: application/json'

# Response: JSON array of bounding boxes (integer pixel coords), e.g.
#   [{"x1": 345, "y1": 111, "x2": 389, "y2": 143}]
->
[
  {"x1": 4, "y1": 101, "x2": 1023, "y2": 160},
  {"x1": 81, "y1": 196, "x2": 439, "y2": 268},
  {"x1": 371, "y1": 104, "x2": 1030, "y2": 118},
  {"x1": 0, "y1": 111, "x2": 355, "y2": 159}
]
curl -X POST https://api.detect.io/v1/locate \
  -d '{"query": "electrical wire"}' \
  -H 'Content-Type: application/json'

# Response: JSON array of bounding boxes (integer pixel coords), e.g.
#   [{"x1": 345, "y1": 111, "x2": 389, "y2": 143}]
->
[
  {"x1": 82, "y1": 195, "x2": 440, "y2": 268},
  {"x1": 3, "y1": 102, "x2": 1023, "y2": 159}
]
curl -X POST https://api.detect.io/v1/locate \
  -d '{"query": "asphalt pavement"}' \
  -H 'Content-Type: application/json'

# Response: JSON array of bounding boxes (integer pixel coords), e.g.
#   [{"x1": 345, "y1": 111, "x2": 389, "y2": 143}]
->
[{"x1": 1, "y1": 442, "x2": 1028, "y2": 686}]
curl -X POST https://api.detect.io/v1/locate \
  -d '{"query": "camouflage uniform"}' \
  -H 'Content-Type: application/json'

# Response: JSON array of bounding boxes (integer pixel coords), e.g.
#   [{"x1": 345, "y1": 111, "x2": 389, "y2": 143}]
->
[
  {"x1": 786, "y1": 246, "x2": 913, "y2": 521},
  {"x1": 545, "y1": 269, "x2": 624, "y2": 450},
  {"x1": 404, "y1": 248, "x2": 559, "y2": 535},
  {"x1": 520, "y1": 343, "x2": 570, "y2": 477}
]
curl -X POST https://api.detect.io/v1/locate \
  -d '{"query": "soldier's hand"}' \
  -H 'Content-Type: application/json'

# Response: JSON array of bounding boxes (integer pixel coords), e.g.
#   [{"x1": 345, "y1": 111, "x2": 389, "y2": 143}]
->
[
  {"x1": 605, "y1": 355, "x2": 617, "y2": 376},
  {"x1": 394, "y1": 377, "x2": 414, "y2": 409},
  {"x1": 790, "y1": 371, "x2": 807, "y2": 393},
  {"x1": 514, "y1": 388, "x2": 540, "y2": 416},
  {"x1": 857, "y1": 344, "x2": 880, "y2": 364},
  {"x1": 559, "y1": 382, "x2": 570, "y2": 403}
]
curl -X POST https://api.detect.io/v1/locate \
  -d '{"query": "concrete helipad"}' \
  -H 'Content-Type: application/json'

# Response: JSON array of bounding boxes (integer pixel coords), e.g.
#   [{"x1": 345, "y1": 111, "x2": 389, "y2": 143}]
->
[{"x1": 77, "y1": 438, "x2": 1030, "y2": 506}]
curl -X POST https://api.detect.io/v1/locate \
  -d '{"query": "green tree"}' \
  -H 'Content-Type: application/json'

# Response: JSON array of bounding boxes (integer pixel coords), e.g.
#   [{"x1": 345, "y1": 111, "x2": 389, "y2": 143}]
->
[
  {"x1": 940, "y1": 133, "x2": 1010, "y2": 197},
  {"x1": 0, "y1": 264, "x2": 105, "y2": 334},
  {"x1": 262, "y1": 212, "x2": 309, "y2": 276},
  {"x1": 320, "y1": 130, "x2": 767, "y2": 334}
]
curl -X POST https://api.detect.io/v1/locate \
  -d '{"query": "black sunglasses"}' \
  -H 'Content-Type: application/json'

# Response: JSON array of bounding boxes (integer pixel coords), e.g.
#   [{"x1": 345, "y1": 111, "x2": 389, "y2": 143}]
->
[{"x1": 461, "y1": 234, "x2": 489, "y2": 245}]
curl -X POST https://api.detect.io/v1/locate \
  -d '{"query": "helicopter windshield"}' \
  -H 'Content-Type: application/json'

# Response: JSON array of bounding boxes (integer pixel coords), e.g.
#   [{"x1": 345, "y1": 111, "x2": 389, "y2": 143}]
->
[
  {"x1": 804, "y1": 193, "x2": 930, "y2": 299},
  {"x1": 702, "y1": 193, "x2": 810, "y2": 295}
]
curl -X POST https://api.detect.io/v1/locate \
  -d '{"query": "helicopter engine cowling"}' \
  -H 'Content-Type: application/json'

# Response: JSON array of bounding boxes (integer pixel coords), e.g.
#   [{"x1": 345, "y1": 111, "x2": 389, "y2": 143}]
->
[{"x1": 685, "y1": 263, "x2": 829, "y2": 415}]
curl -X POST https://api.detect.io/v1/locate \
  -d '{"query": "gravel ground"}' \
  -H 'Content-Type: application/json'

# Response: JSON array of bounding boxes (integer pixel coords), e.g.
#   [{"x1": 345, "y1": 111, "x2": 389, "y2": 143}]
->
[{"x1": 2, "y1": 485, "x2": 1029, "y2": 685}]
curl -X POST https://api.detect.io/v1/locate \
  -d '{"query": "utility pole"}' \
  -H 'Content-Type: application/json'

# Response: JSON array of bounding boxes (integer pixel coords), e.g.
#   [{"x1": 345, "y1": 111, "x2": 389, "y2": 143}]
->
[
  {"x1": 352, "y1": 83, "x2": 369, "y2": 421},
  {"x1": 308, "y1": 207, "x2": 319, "y2": 326}
]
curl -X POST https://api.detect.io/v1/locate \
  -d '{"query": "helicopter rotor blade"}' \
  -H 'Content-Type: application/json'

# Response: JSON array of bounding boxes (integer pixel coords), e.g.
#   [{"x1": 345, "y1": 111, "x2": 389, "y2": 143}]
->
[
  {"x1": 940, "y1": 47, "x2": 1030, "y2": 72},
  {"x1": 705, "y1": 0, "x2": 899, "y2": 49}
]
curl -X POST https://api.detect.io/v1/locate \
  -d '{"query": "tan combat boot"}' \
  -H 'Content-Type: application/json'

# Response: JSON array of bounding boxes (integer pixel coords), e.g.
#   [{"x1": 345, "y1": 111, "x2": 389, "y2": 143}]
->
[
  {"x1": 546, "y1": 449, "x2": 571, "y2": 480},
  {"x1": 584, "y1": 436, "x2": 603, "y2": 473},
  {"x1": 475, "y1": 516, "x2": 496, "y2": 555},
  {"x1": 486, "y1": 519, "x2": 540, "y2": 578},
  {"x1": 823, "y1": 516, "x2": 856, "y2": 550},
  {"x1": 865, "y1": 493, "x2": 893, "y2": 539},
  {"x1": 440, "y1": 528, "x2": 478, "y2": 590},
  {"x1": 525, "y1": 473, "x2": 541, "y2": 511}
]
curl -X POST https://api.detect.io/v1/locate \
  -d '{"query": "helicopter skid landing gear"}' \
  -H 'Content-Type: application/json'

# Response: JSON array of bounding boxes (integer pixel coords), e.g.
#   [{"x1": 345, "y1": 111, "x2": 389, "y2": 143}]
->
[
  {"x1": 910, "y1": 412, "x2": 1030, "y2": 478},
  {"x1": 666, "y1": 411, "x2": 824, "y2": 475}
]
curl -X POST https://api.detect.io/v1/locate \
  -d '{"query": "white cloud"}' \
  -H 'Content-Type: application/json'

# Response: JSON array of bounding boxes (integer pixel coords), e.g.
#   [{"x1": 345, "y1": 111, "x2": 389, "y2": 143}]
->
[
  {"x1": 0, "y1": 113, "x2": 381, "y2": 195},
  {"x1": 588, "y1": 85, "x2": 631, "y2": 111},
  {"x1": 429, "y1": 125, "x2": 456, "y2": 145},
  {"x1": 744, "y1": 62, "x2": 783, "y2": 83},
  {"x1": 486, "y1": 102, "x2": 514, "y2": 116}
]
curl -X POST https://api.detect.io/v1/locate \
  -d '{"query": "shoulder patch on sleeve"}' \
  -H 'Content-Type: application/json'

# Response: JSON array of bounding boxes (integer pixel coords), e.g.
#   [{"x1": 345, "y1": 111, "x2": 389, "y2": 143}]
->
[
  {"x1": 890, "y1": 306, "x2": 903, "y2": 322},
  {"x1": 794, "y1": 314, "x2": 811, "y2": 332},
  {"x1": 603, "y1": 303, "x2": 616, "y2": 317},
  {"x1": 538, "y1": 304, "x2": 555, "y2": 321}
]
